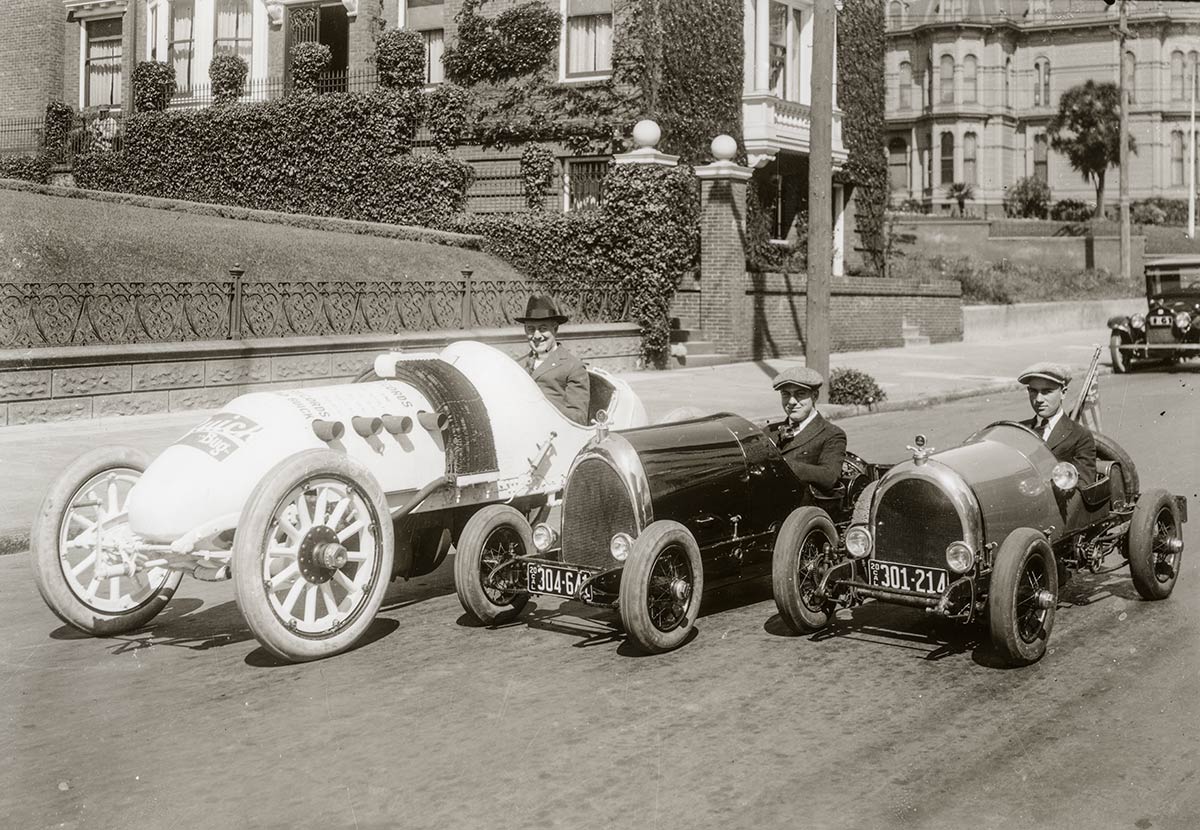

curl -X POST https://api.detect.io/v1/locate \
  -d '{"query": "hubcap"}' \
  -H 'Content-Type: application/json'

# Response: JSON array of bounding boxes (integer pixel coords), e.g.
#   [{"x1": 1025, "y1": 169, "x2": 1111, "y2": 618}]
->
[
  {"x1": 646, "y1": 544, "x2": 693, "y2": 633},
  {"x1": 1033, "y1": 589, "x2": 1056, "y2": 610},
  {"x1": 1014, "y1": 551, "x2": 1053, "y2": 644}
]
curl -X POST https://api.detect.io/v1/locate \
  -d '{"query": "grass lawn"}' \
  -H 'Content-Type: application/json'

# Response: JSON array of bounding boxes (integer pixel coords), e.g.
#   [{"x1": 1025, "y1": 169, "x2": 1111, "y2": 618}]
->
[
  {"x1": 1141, "y1": 223, "x2": 1200, "y2": 256},
  {"x1": 0, "y1": 188, "x2": 526, "y2": 284}
]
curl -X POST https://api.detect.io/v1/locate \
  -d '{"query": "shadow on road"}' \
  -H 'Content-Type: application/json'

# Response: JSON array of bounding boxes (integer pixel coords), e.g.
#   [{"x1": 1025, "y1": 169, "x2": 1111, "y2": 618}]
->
[{"x1": 242, "y1": 616, "x2": 401, "y2": 668}]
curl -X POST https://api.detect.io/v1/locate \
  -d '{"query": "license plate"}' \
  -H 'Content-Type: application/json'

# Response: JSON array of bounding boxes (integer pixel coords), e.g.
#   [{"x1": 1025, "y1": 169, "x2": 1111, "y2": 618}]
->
[
  {"x1": 866, "y1": 560, "x2": 949, "y2": 595},
  {"x1": 526, "y1": 563, "x2": 595, "y2": 602},
  {"x1": 1149, "y1": 315, "x2": 1173, "y2": 327}
]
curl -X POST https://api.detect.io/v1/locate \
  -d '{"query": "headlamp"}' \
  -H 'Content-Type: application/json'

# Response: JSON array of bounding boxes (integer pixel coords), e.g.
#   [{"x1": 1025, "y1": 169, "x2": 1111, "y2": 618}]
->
[
  {"x1": 610, "y1": 532, "x2": 633, "y2": 562},
  {"x1": 945, "y1": 541, "x2": 974, "y2": 574},
  {"x1": 1130, "y1": 313, "x2": 1145, "y2": 329},
  {"x1": 1051, "y1": 461, "x2": 1079, "y2": 492},
  {"x1": 1174, "y1": 310, "x2": 1192, "y2": 330},
  {"x1": 532, "y1": 523, "x2": 557, "y2": 553},
  {"x1": 844, "y1": 526, "x2": 873, "y2": 559}
]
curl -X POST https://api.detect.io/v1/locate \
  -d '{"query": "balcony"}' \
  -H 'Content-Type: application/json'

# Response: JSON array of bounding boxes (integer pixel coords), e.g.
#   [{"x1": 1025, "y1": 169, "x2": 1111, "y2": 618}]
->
[{"x1": 742, "y1": 93, "x2": 846, "y2": 168}]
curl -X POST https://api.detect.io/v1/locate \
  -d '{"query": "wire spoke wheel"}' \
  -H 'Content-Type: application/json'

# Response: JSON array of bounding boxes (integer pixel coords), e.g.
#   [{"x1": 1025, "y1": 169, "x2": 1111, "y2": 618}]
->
[
  {"x1": 1128, "y1": 489, "x2": 1184, "y2": 601},
  {"x1": 480, "y1": 526, "x2": 524, "y2": 605},
  {"x1": 1013, "y1": 552, "x2": 1051, "y2": 644},
  {"x1": 645, "y1": 544, "x2": 693, "y2": 632},
  {"x1": 989, "y1": 527, "x2": 1058, "y2": 667},
  {"x1": 620, "y1": 520, "x2": 704, "y2": 654},
  {"x1": 772, "y1": 507, "x2": 838, "y2": 635},
  {"x1": 454, "y1": 505, "x2": 532, "y2": 626}
]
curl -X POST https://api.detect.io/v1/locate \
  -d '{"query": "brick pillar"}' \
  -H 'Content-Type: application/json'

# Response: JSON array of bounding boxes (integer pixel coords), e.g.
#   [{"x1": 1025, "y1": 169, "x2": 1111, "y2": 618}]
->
[{"x1": 695, "y1": 155, "x2": 753, "y2": 360}]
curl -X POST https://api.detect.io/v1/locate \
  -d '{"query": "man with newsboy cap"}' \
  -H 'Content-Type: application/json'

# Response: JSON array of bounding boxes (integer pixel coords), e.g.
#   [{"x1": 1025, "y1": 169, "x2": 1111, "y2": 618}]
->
[
  {"x1": 517, "y1": 294, "x2": 590, "y2": 425},
  {"x1": 768, "y1": 366, "x2": 847, "y2": 493},
  {"x1": 1017, "y1": 361, "x2": 1096, "y2": 487}
]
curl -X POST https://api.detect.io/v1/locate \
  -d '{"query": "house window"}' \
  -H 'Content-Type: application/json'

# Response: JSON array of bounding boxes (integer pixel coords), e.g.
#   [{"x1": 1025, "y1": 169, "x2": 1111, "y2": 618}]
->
[
  {"x1": 1191, "y1": 52, "x2": 1200, "y2": 102},
  {"x1": 1124, "y1": 51, "x2": 1136, "y2": 105},
  {"x1": 169, "y1": 0, "x2": 195, "y2": 92},
  {"x1": 1034, "y1": 134, "x2": 1048, "y2": 182},
  {"x1": 963, "y1": 54, "x2": 977, "y2": 104},
  {"x1": 940, "y1": 131, "x2": 954, "y2": 184},
  {"x1": 1029, "y1": 0, "x2": 1048, "y2": 20},
  {"x1": 888, "y1": 1, "x2": 902, "y2": 27},
  {"x1": 1171, "y1": 131, "x2": 1184, "y2": 187},
  {"x1": 924, "y1": 133, "x2": 933, "y2": 189},
  {"x1": 85, "y1": 18, "x2": 123, "y2": 107},
  {"x1": 1034, "y1": 58, "x2": 1050, "y2": 107},
  {"x1": 406, "y1": 1, "x2": 444, "y2": 83},
  {"x1": 963, "y1": 132, "x2": 977, "y2": 185},
  {"x1": 940, "y1": 55, "x2": 954, "y2": 104},
  {"x1": 769, "y1": 2, "x2": 788, "y2": 98},
  {"x1": 148, "y1": 2, "x2": 160, "y2": 61},
  {"x1": 925, "y1": 56, "x2": 933, "y2": 108},
  {"x1": 889, "y1": 138, "x2": 908, "y2": 192},
  {"x1": 898, "y1": 61, "x2": 912, "y2": 110},
  {"x1": 565, "y1": 158, "x2": 608, "y2": 211},
  {"x1": 564, "y1": 0, "x2": 612, "y2": 78},
  {"x1": 1004, "y1": 57, "x2": 1012, "y2": 107},
  {"x1": 214, "y1": 0, "x2": 253, "y2": 65},
  {"x1": 1172, "y1": 51, "x2": 1185, "y2": 101},
  {"x1": 943, "y1": 0, "x2": 962, "y2": 20}
]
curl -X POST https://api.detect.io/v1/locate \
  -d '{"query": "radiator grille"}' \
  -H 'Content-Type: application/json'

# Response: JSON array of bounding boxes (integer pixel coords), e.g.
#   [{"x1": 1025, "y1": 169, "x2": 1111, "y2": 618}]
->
[
  {"x1": 874, "y1": 477, "x2": 962, "y2": 569},
  {"x1": 561, "y1": 459, "x2": 636, "y2": 570}
]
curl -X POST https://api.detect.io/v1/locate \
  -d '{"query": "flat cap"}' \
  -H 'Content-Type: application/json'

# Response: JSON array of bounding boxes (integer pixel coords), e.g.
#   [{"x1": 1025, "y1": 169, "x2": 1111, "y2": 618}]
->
[
  {"x1": 772, "y1": 366, "x2": 825, "y2": 391},
  {"x1": 1018, "y1": 362, "x2": 1071, "y2": 387}
]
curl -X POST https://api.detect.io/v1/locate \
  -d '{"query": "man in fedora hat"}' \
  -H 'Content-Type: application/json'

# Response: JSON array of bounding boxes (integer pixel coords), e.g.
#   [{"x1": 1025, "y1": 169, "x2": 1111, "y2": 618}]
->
[
  {"x1": 768, "y1": 366, "x2": 846, "y2": 494},
  {"x1": 517, "y1": 294, "x2": 590, "y2": 425},
  {"x1": 1017, "y1": 361, "x2": 1096, "y2": 486}
]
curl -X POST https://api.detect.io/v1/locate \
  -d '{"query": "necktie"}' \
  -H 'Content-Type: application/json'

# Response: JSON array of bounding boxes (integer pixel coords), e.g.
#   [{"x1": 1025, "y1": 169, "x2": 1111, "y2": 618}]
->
[{"x1": 1036, "y1": 418, "x2": 1048, "y2": 437}]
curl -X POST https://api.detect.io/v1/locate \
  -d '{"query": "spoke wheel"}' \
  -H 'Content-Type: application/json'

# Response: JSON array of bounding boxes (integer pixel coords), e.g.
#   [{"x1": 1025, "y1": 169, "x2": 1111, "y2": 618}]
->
[
  {"x1": 988, "y1": 528, "x2": 1058, "y2": 667},
  {"x1": 619, "y1": 520, "x2": 703, "y2": 654},
  {"x1": 772, "y1": 507, "x2": 838, "y2": 635},
  {"x1": 1128, "y1": 489, "x2": 1183, "y2": 601},
  {"x1": 32, "y1": 446, "x2": 181, "y2": 636},
  {"x1": 454, "y1": 505, "x2": 531, "y2": 626},
  {"x1": 233, "y1": 450, "x2": 393, "y2": 662}
]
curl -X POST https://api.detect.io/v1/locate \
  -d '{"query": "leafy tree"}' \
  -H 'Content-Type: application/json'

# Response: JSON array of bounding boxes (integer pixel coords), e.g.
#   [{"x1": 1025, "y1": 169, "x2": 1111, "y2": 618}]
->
[
  {"x1": 945, "y1": 182, "x2": 975, "y2": 216},
  {"x1": 1047, "y1": 80, "x2": 1135, "y2": 218}
]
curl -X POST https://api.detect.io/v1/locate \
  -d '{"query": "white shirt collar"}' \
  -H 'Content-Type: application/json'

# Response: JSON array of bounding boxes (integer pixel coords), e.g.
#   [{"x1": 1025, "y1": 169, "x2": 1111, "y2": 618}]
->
[
  {"x1": 784, "y1": 408, "x2": 819, "y2": 438},
  {"x1": 1038, "y1": 409, "x2": 1064, "y2": 439}
]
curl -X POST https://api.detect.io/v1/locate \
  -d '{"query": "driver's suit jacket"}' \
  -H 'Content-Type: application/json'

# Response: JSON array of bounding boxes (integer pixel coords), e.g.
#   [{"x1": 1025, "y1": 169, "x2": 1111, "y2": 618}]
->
[
  {"x1": 1020, "y1": 414, "x2": 1097, "y2": 487},
  {"x1": 768, "y1": 413, "x2": 847, "y2": 493},
  {"x1": 521, "y1": 345, "x2": 590, "y2": 425}
]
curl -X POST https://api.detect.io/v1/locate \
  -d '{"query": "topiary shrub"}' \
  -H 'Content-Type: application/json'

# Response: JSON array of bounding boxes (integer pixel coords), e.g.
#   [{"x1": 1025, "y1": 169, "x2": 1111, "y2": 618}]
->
[
  {"x1": 375, "y1": 28, "x2": 426, "y2": 91},
  {"x1": 1003, "y1": 176, "x2": 1051, "y2": 219},
  {"x1": 371, "y1": 88, "x2": 424, "y2": 156},
  {"x1": 520, "y1": 144, "x2": 555, "y2": 211},
  {"x1": 0, "y1": 154, "x2": 51, "y2": 184},
  {"x1": 425, "y1": 83, "x2": 469, "y2": 153},
  {"x1": 289, "y1": 42, "x2": 330, "y2": 93},
  {"x1": 443, "y1": 0, "x2": 561, "y2": 84},
  {"x1": 132, "y1": 61, "x2": 176, "y2": 112},
  {"x1": 1050, "y1": 198, "x2": 1092, "y2": 222},
  {"x1": 43, "y1": 101, "x2": 74, "y2": 160},
  {"x1": 209, "y1": 54, "x2": 248, "y2": 103},
  {"x1": 828, "y1": 367, "x2": 887, "y2": 407}
]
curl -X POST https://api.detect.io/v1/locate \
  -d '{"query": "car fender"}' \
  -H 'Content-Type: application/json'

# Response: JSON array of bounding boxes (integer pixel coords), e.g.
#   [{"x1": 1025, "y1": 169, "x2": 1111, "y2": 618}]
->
[{"x1": 1106, "y1": 315, "x2": 1132, "y2": 337}]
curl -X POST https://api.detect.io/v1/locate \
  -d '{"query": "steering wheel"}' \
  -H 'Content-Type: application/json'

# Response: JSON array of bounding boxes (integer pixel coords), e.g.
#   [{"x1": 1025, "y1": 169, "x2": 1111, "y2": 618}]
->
[{"x1": 966, "y1": 419, "x2": 1043, "y2": 443}]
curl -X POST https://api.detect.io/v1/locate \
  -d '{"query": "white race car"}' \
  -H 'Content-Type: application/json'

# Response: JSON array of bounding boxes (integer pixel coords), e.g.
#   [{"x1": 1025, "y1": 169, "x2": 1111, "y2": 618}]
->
[{"x1": 31, "y1": 341, "x2": 647, "y2": 661}]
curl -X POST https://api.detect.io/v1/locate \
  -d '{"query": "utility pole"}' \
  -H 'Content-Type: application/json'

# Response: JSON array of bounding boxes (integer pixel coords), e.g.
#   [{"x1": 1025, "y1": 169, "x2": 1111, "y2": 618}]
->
[
  {"x1": 1118, "y1": 0, "x2": 1131, "y2": 282},
  {"x1": 1189, "y1": 61, "x2": 1196, "y2": 239},
  {"x1": 806, "y1": 0, "x2": 835, "y2": 382}
]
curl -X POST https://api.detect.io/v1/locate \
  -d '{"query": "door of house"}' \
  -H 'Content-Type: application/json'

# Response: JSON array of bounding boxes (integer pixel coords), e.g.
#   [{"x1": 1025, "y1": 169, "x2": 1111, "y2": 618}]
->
[{"x1": 285, "y1": 3, "x2": 350, "y2": 91}]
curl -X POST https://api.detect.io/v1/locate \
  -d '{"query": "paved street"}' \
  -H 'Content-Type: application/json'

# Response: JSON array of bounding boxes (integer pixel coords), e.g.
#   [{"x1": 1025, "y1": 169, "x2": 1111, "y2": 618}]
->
[{"x1": 2, "y1": 370, "x2": 1197, "y2": 830}]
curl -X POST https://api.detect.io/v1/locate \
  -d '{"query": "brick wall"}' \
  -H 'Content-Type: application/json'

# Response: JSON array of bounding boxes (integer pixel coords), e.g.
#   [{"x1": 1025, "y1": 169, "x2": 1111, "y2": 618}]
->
[
  {"x1": 0, "y1": 323, "x2": 642, "y2": 426},
  {"x1": 1, "y1": 0, "x2": 65, "y2": 120}
]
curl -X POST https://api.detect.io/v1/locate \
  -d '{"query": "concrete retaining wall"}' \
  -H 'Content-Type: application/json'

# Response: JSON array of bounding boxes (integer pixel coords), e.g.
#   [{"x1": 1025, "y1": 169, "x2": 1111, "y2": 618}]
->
[
  {"x1": 0, "y1": 323, "x2": 642, "y2": 427},
  {"x1": 962, "y1": 299, "x2": 1146, "y2": 342}
]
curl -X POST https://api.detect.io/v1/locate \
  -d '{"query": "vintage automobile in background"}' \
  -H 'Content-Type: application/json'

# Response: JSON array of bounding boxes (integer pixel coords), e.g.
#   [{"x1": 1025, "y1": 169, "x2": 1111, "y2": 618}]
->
[
  {"x1": 453, "y1": 412, "x2": 885, "y2": 653},
  {"x1": 772, "y1": 423, "x2": 1188, "y2": 666},
  {"x1": 31, "y1": 341, "x2": 647, "y2": 662},
  {"x1": 1108, "y1": 255, "x2": 1200, "y2": 372}
]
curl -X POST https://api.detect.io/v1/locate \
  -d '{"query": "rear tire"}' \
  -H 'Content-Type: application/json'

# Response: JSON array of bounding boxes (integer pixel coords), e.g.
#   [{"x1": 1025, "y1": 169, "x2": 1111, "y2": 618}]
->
[
  {"x1": 453, "y1": 505, "x2": 532, "y2": 626},
  {"x1": 772, "y1": 507, "x2": 838, "y2": 634},
  {"x1": 1093, "y1": 432, "x2": 1139, "y2": 501},
  {"x1": 988, "y1": 528, "x2": 1057, "y2": 667},
  {"x1": 1127, "y1": 489, "x2": 1183, "y2": 601},
  {"x1": 619, "y1": 521, "x2": 703, "y2": 654}
]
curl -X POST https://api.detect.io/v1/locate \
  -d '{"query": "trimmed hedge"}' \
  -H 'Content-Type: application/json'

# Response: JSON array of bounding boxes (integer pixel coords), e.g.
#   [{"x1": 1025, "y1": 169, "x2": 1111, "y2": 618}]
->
[
  {"x1": 0, "y1": 155, "x2": 51, "y2": 184},
  {"x1": 132, "y1": 61, "x2": 175, "y2": 112},
  {"x1": 375, "y1": 28, "x2": 426, "y2": 90},
  {"x1": 444, "y1": 0, "x2": 561, "y2": 84},
  {"x1": 828, "y1": 367, "x2": 887, "y2": 407},
  {"x1": 210, "y1": 54, "x2": 248, "y2": 103},
  {"x1": 74, "y1": 92, "x2": 472, "y2": 227}
]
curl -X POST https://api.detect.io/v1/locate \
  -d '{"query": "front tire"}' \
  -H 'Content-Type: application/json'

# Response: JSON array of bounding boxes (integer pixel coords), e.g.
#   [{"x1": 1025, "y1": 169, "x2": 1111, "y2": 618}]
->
[
  {"x1": 988, "y1": 528, "x2": 1058, "y2": 667},
  {"x1": 31, "y1": 446, "x2": 181, "y2": 636},
  {"x1": 619, "y1": 520, "x2": 703, "y2": 654},
  {"x1": 1127, "y1": 489, "x2": 1183, "y2": 601},
  {"x1": 453, "y1": 505, "x2": 532, "y2": 626},
  {"x1": 1109, "y1": 332, "x2": 1131, "y2": 374},
  {"x1": 232, "y1": 450, "x2": 394, "y2": 662},
  {"x1": 772, "y1": 507, "x2": 838, "y2": 634}
]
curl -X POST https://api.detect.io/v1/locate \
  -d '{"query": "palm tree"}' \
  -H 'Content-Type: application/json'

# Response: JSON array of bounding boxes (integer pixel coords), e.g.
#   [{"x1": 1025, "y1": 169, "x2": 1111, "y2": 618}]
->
[{"x1": 945, "y1": 182, "x2": 976, "y2": 217}]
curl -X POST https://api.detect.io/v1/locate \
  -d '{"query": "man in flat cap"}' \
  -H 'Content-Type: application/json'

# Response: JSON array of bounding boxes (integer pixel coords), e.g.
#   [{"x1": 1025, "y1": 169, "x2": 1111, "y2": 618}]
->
[
  {"x1": 517, "y1": 294, "x2": 590, "y2": 425},
  {"x1": 1018, "y1": 362, "x2": 1096, "y2": 486},
  {"x1": 768, "y1": 367, "x2": 847, "y2": 494}
]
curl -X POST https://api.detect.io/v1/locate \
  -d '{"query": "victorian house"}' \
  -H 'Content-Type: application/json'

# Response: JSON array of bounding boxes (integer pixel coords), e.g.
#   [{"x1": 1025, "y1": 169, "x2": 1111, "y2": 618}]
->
[{"x1": 885, "y1": 0, "x2": 1200, "y2": 216}]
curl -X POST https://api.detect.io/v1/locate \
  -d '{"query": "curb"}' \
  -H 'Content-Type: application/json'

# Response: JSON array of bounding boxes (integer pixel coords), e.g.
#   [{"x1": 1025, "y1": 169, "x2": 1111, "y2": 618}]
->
[{"x1": 0, "y1": 365, "x2": 1113, "y2": 557}]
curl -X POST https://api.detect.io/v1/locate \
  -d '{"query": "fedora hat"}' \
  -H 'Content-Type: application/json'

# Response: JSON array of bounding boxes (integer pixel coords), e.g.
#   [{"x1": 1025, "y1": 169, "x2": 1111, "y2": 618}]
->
[{"x1": 515, "y1": 294, "x2": 570, "y2": 325}]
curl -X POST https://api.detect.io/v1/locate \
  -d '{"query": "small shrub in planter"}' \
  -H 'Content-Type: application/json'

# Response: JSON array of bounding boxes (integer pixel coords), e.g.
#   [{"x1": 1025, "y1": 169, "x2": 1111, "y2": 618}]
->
[
  {"x1": 375, "y1": 29, "x2": 425, "y2": 91},
  {"x1": 1003, "y1": 176, "x2": 1051, "y2": 219},
  {"x1": 828, "y1": 367, "x2": 887, "y2": 407},
  {"x1": 1132, "y1": 197, "x2": 1187, "y2": 226},
  {"x1": 1050, "y1": 198, "x2": 1093, "y2": 222},
  {"x1": 1131, "y1": 201, "x2": 1168, "y2": 226},
  {"x1": 132, "y1": 61, "x2": 176, "y2": 112},
  {"x1": 290, "y1": 43, "x2": 330, "y2": 93},
  {"x1": 209, "y1": 54, "x2": 248, "y2": 103}
]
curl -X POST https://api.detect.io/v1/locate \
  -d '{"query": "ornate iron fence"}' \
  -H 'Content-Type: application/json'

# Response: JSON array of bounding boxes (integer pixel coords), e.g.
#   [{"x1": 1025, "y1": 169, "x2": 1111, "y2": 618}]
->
[{"x1": 0, "y1": 277, "x2": 632, "y2": 349}]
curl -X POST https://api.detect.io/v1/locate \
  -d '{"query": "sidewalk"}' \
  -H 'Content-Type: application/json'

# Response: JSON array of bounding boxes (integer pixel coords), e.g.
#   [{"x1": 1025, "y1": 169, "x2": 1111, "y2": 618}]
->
[{"x1": 0, "y1": 328, "x2": 1111, "y2": 553}]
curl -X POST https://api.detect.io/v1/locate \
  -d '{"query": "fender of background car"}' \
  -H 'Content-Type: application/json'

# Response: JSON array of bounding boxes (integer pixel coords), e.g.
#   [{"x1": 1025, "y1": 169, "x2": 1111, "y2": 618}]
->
[{"x1": 1106, "y1": 314, "x2": 1132, "y2": 336}]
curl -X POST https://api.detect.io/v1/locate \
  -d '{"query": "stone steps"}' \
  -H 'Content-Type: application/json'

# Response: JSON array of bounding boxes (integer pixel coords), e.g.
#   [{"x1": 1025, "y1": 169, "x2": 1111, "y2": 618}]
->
[{"x1": 669, "y1": 324, "x2": 732, "y2": 368}]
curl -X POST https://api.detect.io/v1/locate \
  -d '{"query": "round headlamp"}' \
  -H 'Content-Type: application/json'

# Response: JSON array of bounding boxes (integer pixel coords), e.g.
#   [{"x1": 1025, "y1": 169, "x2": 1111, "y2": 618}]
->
[
  {"x1": 1174, "y1": 310, "x2": 1192, "y2": 330},
  {"x1": 1130, "y1": 313, "x2": 1145, "y2": 329},
  {"x1": 844, "y1": 526, "x2": 873, "y2": 559},
  {"x1": 945, "y1": 541, "x2": 974, "y2": 574},
  {"x1": 610, "y1": 532, "x2": 633, "y2": 562},
  {"x1": 532, "y1": 523, "x2": 558, "y2": 553},
  {"x1": 1051, "y1": 461, "x2": 1079, "y2": 492}
]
